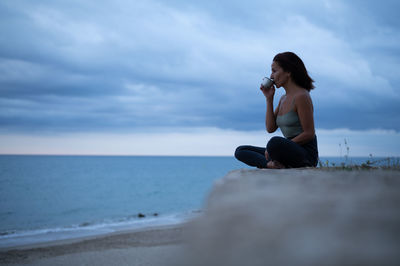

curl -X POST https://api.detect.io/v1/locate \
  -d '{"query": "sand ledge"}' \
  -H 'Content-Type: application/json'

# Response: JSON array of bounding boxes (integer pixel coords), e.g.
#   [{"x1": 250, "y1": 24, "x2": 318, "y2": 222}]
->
[{"x1": 176, "y1": 168, "x2": 400, "y2": 266}]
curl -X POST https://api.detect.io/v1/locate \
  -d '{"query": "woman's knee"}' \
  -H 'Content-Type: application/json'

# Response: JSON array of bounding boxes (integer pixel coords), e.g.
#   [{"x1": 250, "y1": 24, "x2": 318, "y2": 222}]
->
[
  {"x1": 267, "y1": 136, "x2": 285, "y2": 154},
  {"x1": 234, "y1": 145, "x2": 246, "y2": 159}
]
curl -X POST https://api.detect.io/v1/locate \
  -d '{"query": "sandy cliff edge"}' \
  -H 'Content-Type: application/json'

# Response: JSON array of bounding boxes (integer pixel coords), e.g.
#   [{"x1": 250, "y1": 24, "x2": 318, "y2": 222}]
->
[{"x1": 175, "y1": 168, "x2": 400, "y2": 266}]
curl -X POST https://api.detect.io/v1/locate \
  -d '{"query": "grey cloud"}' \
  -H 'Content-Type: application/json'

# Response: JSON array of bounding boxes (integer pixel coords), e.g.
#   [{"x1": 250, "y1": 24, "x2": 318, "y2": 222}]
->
[{"x1": 0, "y1": 0, "x2": 399, "y2": 134}]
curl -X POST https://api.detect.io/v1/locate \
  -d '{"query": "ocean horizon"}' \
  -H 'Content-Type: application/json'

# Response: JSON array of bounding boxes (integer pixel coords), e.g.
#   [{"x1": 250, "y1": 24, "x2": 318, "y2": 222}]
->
[{"x1": 0, "y1": 154, "x2": 396, "y2": 248}]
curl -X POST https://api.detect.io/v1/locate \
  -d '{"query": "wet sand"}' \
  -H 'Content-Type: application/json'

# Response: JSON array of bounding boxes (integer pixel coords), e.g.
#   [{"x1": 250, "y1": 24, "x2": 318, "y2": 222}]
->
[{"x1": 0, "y1": 225, "x2": 184, "y2": 265}]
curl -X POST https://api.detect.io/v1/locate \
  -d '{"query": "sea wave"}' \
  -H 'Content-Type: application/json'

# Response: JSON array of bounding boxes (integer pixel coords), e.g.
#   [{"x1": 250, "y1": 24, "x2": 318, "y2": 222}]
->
[{"x1": 0, "y1": 210, "x2": 200, "y2": 249}]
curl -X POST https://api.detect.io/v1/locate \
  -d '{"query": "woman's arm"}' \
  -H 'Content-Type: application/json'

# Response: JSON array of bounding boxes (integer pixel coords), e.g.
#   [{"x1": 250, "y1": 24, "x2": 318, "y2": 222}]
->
[
  {"x1": 260, "y1": 85, "x2": 280, "y2": 133},
  {"x1": 291, "y1": 93, "x2": 315, "y2": 144}
]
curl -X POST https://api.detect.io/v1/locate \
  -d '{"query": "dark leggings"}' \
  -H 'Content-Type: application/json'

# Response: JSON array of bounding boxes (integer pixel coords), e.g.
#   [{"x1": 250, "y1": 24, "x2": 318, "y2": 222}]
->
[{"x1": 235, "y1": 136, "x2": 318, "y2": 168}]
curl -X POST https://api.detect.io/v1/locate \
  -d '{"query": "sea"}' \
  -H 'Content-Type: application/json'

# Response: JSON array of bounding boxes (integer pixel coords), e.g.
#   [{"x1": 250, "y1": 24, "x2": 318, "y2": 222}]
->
[{"x1": 0, "y1": 155, "x2": 396, "y2": 249}]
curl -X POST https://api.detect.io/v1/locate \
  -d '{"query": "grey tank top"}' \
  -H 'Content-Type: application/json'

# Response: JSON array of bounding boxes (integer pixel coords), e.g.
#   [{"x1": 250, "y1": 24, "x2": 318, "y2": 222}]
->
[{"x1": 276, "y1": 97, "x2": 303, "y2": 138}]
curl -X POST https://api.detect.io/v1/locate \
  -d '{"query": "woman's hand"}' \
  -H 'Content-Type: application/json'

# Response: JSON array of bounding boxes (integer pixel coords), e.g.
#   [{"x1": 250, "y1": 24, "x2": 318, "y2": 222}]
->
[{"x1": 260, "y1": 85, "x2": 275, "y2": 101}]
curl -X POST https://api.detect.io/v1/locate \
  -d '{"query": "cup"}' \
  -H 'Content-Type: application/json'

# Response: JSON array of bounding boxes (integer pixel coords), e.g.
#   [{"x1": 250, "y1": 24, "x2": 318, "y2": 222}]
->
[{"x1": 261, "y1": 77, "x2": 274, "y2": 88}]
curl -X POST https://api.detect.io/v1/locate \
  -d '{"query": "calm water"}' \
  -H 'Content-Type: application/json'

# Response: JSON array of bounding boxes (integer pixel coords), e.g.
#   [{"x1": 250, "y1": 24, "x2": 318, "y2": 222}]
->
[
  {"x1": 0, "y1": 155, "x2": 395, "y2": 248},
  {"x1": 0, "y1": 155, "x2": 247, "y2": 248}
]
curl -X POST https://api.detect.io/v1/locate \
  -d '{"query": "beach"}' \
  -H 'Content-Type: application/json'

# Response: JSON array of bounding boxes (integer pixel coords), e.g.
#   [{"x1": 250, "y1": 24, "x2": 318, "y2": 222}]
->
[
  {"x1": 2, "y1": 168, "x2": 400, "y2": 266},
  {"x1": 0, "y1": 225, "x2": 184, "y2": 265}
]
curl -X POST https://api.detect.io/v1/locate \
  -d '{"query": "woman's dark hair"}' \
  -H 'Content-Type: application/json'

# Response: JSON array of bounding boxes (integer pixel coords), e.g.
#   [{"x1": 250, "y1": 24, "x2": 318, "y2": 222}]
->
[{"x1": 273, "y1": 52, "x2": 315, "y2": 91}]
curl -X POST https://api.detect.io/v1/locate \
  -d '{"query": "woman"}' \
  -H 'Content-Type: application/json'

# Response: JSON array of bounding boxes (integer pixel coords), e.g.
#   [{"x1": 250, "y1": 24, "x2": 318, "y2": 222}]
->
[{"x1": 235, "y1": 52, "x2": 318, "y2": 169}]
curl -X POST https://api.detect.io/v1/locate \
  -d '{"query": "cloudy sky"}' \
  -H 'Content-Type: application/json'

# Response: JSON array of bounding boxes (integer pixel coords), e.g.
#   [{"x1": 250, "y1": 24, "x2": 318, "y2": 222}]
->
[{"x1": 1, "y1": 0, "x2": 399, "y2": 156}]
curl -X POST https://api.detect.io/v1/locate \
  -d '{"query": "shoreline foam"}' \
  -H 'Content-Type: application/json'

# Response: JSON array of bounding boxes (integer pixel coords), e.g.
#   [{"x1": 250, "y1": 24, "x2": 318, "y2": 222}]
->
[{"x1": 0, "y1": 211, "x2": 197, "y2": 250}]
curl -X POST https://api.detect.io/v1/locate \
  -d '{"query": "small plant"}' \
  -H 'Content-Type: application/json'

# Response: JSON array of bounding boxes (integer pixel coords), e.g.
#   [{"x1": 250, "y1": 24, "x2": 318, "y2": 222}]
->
[
  {"x1": 343, "y1": 139, "x2": 350, "y2": 164},
  {"x1": 318, "y1": 140, "x2": 400, "y2": 171}
]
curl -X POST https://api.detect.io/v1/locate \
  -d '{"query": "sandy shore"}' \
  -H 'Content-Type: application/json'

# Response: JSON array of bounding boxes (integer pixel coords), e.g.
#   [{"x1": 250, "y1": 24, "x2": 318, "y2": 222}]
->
[{"x1": 0, "y1": 225, "x2": 184, "y2": 266}]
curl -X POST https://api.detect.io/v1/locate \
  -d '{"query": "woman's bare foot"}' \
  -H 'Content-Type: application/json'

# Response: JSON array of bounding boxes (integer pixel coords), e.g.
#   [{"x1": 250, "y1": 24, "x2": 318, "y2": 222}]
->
[{"x1": 267, "y1": 160, "x2": 286, "y2": 169}]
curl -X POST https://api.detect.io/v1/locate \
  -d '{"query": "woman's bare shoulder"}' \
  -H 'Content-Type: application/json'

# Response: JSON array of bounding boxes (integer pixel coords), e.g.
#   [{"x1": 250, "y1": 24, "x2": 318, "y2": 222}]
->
[
  {"x1": 295, "y1": 90, "x2": 312, "y2": 102},
  {"x1": 294, "y1": 91, "x2": 313, "y2": 111}
]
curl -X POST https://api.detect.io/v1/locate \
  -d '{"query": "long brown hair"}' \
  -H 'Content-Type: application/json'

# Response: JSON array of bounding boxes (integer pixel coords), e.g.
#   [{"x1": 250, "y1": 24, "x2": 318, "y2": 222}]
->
[{"x1": 273, "y1": 52, "x2": 315, "y2": 91}]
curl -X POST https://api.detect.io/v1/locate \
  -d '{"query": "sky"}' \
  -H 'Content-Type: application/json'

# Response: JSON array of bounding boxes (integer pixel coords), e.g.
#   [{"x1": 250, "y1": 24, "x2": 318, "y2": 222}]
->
[{"x1": 0, "y1": 0, "x2": 399, "y2": 157}]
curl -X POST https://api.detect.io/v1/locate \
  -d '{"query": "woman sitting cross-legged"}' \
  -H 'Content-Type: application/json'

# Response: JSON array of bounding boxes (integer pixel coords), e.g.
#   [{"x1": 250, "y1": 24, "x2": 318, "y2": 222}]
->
[{"x1": 235, "y1": 52, "x2": 318, "y2": 169}]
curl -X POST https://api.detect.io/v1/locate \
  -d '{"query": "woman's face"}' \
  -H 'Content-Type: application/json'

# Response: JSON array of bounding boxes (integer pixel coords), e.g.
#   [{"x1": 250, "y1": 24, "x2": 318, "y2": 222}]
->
[{"x1": 270, "y1": 61, "x2": 290, "y2": 88}]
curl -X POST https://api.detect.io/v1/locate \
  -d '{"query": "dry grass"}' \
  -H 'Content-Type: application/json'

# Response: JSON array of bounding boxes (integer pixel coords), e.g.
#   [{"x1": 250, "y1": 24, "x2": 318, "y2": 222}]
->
[{"x1": 318, "y1": 157, "x2": 400, "y2": 170}]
